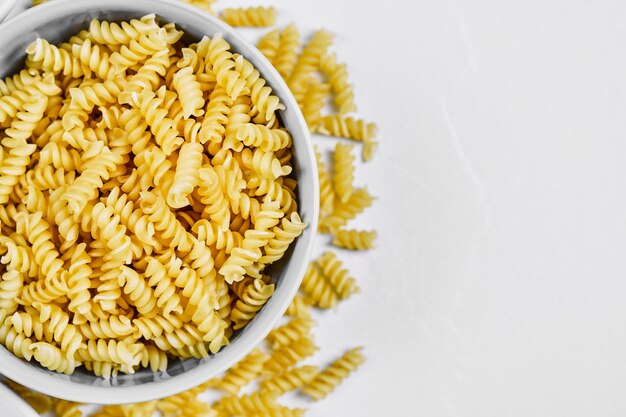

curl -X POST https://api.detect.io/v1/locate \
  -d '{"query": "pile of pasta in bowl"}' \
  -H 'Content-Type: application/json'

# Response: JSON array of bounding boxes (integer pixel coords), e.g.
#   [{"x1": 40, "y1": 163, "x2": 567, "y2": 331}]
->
[{"x1": 0, "y1": 13, "x2": 307, "y2": 378}]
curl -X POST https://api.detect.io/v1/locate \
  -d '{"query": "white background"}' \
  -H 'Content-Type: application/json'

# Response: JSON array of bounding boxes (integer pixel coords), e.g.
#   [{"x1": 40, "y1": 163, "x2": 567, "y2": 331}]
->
[{"x1": 11, "y1": 0, "x2": 626, "y2": 416}]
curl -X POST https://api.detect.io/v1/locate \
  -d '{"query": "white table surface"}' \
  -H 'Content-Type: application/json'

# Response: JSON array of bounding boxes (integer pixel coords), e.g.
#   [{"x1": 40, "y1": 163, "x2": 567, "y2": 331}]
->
[{"x1": 9, "y1": 0, "x2": 626, "y2": 416}]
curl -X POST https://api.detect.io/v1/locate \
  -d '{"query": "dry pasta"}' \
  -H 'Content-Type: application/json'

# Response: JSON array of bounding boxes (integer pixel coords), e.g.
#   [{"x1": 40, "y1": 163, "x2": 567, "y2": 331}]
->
[
  {"x1": 332, "y1": 228, "x2": 377, "y2": 250},
  {"x1": 302, "y1": 347, "x2": 365, "y2": 400},
  {"x1": 0, "y1": 16, "x2": 306, "y2": 378},
  {"x1": 220, "y1": 7, "x2": 278, "y2": 28},
  {"x1": 12, "y1": 1, "x2": 379, "y2": 415}
]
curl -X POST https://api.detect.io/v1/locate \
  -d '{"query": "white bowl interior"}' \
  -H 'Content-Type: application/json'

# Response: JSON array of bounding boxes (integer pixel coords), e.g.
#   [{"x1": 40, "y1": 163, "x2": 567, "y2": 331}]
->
[{"x1": 0, "y1": 0, "x2": 318, "y2": 404}]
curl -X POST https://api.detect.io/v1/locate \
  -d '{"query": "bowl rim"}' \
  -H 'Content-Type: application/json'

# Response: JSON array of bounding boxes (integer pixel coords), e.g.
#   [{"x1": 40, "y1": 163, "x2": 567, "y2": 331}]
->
[
  {"x1": 0, "y1": 0, "x2": 20, "y2": 24},
  {"x1": 0, "y1": 0, "x2": 319, "y2": 404}
]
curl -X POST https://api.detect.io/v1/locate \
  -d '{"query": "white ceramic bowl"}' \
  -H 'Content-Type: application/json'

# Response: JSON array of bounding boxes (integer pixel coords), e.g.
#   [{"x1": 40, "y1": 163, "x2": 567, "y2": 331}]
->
[
  {"x1": 0, "y1": 0, "x2": 20, "y2": 23},
  {"x1": 0, "y1": 0, "x2": 318, "y2": 404}
]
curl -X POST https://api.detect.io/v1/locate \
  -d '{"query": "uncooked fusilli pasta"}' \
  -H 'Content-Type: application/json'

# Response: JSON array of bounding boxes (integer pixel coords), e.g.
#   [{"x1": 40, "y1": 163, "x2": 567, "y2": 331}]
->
[{"x1": 0, "y1": 15, "x2": 305, "y2": 379}]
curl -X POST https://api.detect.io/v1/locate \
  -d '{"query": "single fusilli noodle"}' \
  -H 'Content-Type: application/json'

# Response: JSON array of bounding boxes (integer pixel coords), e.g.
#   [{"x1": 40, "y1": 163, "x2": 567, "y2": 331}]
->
[{"x1": 220, "y1": 7, "x2": 277, "y2": 27}]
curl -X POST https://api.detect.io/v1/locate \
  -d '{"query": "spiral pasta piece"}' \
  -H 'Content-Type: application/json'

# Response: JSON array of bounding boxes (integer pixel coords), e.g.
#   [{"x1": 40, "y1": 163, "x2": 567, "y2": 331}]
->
[
  {"x1": 77, "y1": 339, "x2": 142, "y2": 367},
  {"x1": 172, "y1": 66, "x2": 205, "y2": 119},
  {"x1": 66, "y1": 243, "x2": 93, "y2": 318},
  {"x1": 118, "y1": 108, "x2": 152, "y2": 154},
  {"x1": 20, "y1": 272, "x2": 69, "y2": 305},
  {"x1": 260, "y1": 212, "x2": 307, "y2": 265},
  {"x1": 300, "y1": 263, "x2": 337, "y2": 308},
  {"x1": 55, "y1": 400, "x2": 82, "y2": 417},
  {"x1": 0, "y1": 95, "x2": 45, "y2": 204},
  {"x1": 19, "y1": 211, "x2": 65, "y2": 280},
  {"x1": 144, "y1": 257, "x2": 184, "y2": 317},
  {"x1": 320, "y1": 187, "x2": 374, "y2": 233},
  {"x1": 153, "y1": 324, "x2": 204, "y2": 351},
  {"x1": 288, "y1": 30, "x2": 333, "y2": 100},
  {"x1": 71, "y1": 39, "x2": 115, "y2": 80},
  {"x1": 236, "y1": 123, "x2": 291, "y2": 152},
  {"x1": 168, "y1": 142, "x2": 203, "y2": 208},
  {"x1": 196, "y1": 34, "x2": 249, "y2": 100},
  {"x1": 110, "y1": 29, "x2": 168, "y2": 73},
  {"x1": 320, "y1": 52, "x2": 356, "y2": 115},
  {"x1": 68, "y1": 78, "x2": 126, "y2": 112},
  {"x1": 25, "y1": 38, "x2": 84, "y2": 77},
  {"x1": 362, "y1": 138, "x2": 378, "y2": 162},
  {"x1": 333, "y1": 142, "x2": 355, "y2": 203},
  {"x1": 233, "y1": 53, "x2": 285, "y2": 122},
  {"x1": 31, "y1": 342, "x2": 76, "y2": 374},
  {"x1": 314, "y1": 147, "x2": 335, "y2": 220},
  {"x1": 79, "y1": 316, "x2": 134, "y2": 340},
  {"x1": 62, "y1": 148, "x2": 123, "y2": 215},
  {"x1": 263, "y1": 335, "x2": 317, "y2": 375},
  {"x1": 318, "y1": 115, "x2": 376, "y2": 142},
  {"x1": 119, "y1": 49, "x2": 170, "y2": 104},
  {"x1": 257, "y1": 29, "x2": 280, "y2": 61},
  {"x1": 197, "y1": 166, "x2": 230, "y2": 230},
  {"x1": 332, "y1": 228, "x2": 377, "y2": 250},
  {"x1": 302, "y1": 347, "x2": 365, "y2": 400},
  {"x1": 33, "y1": 302, "x2": 84, "y2": 355},
  {"x1": 139, "y1": 344, "x2": 168, "y2": 372},
  {"x1": 0, "y1": 237, "x2": 37, "y2": 279},
  {"x1": 231, "y1": 278, "x2": 275, "y2": 329},
  {"x1": 0, "y1": 319, "x2": 34, "y2": 360},
  {"x1": 199, "y1": 86, "x2": 231, "y2": 144},
  {"x1": 213, "y1": 347, "x2": 270, "y2": 394},
  {"x1": 215, "y1": 391, "x2": 281, "y2": 416},
  {"x1": 242, "y1": 148, "x2": 292, "y2": 180},
  {"x1": 87, "y1": 15, "x2": 159, "y2": 46},
  {"x1": 220, "y1": 202, "x2": 283, "y2": 283},
  {"x1": 315, "y1": 251, "x2": 359, "y2": 300},
  {"x1": 131, "y1": 87, "x2": 183, "y2": 155},
  {"x1": 266, "y1": 317, "x2": 314, "y2": 350},
  {"x1": 0, "y1": 69, "x2": 41, "y2": 98},
  {"x1": 0, "y1": 270, "x2": 24, "y2": 315},
  {"x1": 220, "y1": 7, "x2": 277, "y2": 27},
  {"x1": 274, "y1": 25, "x2": 300, "y2": 79},
  {"x1": 82, "y1": 202, "x2": 133, "y2": 264},
  {"x1": 38, "y1": 141, "x2": 82, "y2": 171},
  {"x1": 140, "y1": 191, "x2": 193, "y2": 252},
  {"x1": 157, "y1": 391, "x2": 212, "y2": 417},
  {"x1": 118, "y1": 266, "x2": 158, "y2": 317},
  {"x1": 261, "y1": 365, "x2": 320, "y2": 395},
  {"x1": 300, "y1": 80, "x2": 330, "y2": 130}
]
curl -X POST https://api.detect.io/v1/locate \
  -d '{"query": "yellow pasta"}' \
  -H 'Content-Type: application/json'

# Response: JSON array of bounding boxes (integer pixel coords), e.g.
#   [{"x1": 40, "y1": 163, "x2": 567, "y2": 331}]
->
[
  {"x1": 220, "y1": 7, "x2": 277, "y2": 28},
  {"x1": 318, "y1": 115, "x2": 376, "y2": 142},
  {"x1": 231, "y1": 278, "x2": 275, "y2": 329},
  {"x1": 263, "y1": 335, "x2": 317, "y2": 375},
  {"x1": 320, "y1": 52, "x2": 356, "y2": 115},
  {"x1": 260, "y1": 365, "x2": 320, "y2": 395},
  {"x1": 273, "y1": 25, "x2": 300, "y2": 79},
  {"x1": 284, "y1": 293, "x2": 312, "y2": 318},
  {"x1": 55, "y1": 400, "x2": 83, "y2": 417},
  {"x1": 332, "y1": 142, "x2": 355, "y2": 203},
  {"x1": 11, "y1": 3, "x2": 380, "y2": 415},
  {"x1": 257, "y1": 29, "x2": 280, "y2": 61},
  {"x1": 212, "y1": 347, "x2": 270, "y2": 394},
  {"x1": 332, "y1": 228, "x2": 377, "y2": 250},
  {"x1": 300, "y1": 263, "x2": 338, "y2": 309},
  {"x1": 302, "y1": 347, "x2": 365, "y2": 400},
  {"x1": 315, "y1": 251, "x2": 359, "y2": 299},
  {"x1": 0, "y1": 16, "x2": 306, "y2": 379},
  {"x1": 266, "y1": 317, "x2": 314, "y2": 349}
]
